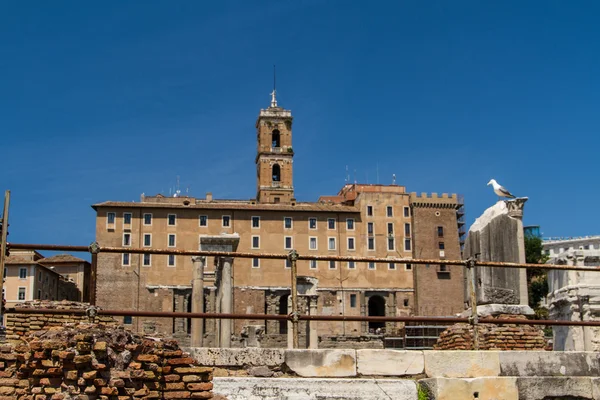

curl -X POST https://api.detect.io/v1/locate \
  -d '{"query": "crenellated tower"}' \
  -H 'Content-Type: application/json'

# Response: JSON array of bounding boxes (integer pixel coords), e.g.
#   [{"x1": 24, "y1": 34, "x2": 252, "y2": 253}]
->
[{"x1": 255, "y1": 90, "x2": 295, "y2": 203}]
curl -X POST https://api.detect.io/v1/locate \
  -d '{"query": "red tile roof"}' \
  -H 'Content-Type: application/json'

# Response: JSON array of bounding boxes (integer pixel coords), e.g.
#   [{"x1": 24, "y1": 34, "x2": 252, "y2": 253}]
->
[{"x1": 37, "y1": 254, "x2": 88, "y2": 264}]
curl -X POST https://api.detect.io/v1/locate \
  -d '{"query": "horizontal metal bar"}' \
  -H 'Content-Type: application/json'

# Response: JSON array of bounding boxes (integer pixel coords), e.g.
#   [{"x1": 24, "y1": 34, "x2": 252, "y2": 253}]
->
[
  {"x1": 8, "y1": 307, "x2": 600, "y2": 327},
  {"x1": 9, "y1": 242, "x2": 599, "y2": 271}
]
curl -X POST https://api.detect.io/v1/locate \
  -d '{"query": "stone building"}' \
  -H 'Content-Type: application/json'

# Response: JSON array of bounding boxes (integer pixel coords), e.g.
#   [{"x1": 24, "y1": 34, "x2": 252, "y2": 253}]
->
[
  {"x1": 543, "y1": 235, "x2": 600, "y2": 258},
  {"x1": 92, "y1": 92, "x2": 465, "y2": 347}
]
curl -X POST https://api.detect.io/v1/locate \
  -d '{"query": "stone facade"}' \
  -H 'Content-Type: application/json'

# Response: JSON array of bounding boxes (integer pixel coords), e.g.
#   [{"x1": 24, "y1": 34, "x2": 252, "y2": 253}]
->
[{"x1": 92, "y1": 94, "x2": 465, "y2": 347}]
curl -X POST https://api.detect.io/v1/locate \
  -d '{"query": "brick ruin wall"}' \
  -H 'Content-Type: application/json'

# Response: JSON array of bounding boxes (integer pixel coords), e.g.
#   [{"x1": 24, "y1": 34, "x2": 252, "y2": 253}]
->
[
  {"x1": 5, "y1": 301, "x2": 118, "y2": 341},
  {"x1": 434, "y1": 314, "x2": 549, "y2": 350}
]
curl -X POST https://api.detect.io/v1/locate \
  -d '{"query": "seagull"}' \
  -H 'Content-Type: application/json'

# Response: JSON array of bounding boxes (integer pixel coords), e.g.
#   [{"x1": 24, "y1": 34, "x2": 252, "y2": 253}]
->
[{"x1": 487, "y1": 179, "x2": 516, "y2": 200}]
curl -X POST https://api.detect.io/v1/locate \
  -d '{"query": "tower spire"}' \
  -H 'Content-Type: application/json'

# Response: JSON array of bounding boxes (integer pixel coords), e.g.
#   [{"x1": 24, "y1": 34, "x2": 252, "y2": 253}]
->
[{"x1": 270, "y1": 64, "x2": 278, "y2": 108}]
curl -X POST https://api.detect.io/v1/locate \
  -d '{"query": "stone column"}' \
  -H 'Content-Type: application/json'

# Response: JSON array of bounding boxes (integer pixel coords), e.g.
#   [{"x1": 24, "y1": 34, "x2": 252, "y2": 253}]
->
[
  {"x1": 359, "y1": 292, "x2": 367, "y2": 335},
  {"x1": 191, "y1": 256, "x2": 206, "y2": 347},
  {"x1": 308, "y1": 296, "x2": 318, "y2": 349},
  {"x1": 386, "y1": 292, "x2": 396, "y2": 334},
  {"x1": 507, "y1": 198, "x2": 529, "y2": 305},
  {"x1": 219, "y1": 256, "x2": 234, "y2": 348},
  {"x1": 208, "y1": 287, "x2": 217, "y2": 346},
  {"x1": 287, "y1": 295, "x2": 293, "y2": 349}
]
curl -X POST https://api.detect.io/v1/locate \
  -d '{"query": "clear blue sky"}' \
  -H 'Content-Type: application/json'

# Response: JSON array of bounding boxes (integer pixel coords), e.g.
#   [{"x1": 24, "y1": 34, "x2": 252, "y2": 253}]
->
[{"x1": 1, "y1": 1, "x2": 599, "y2": 250}]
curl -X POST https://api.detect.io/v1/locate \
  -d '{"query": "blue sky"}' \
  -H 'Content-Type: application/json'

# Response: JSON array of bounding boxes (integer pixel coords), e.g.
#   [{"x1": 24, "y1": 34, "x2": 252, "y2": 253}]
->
[{"x1": 1, "y1": 1, "x2": 599, "y2": 250}]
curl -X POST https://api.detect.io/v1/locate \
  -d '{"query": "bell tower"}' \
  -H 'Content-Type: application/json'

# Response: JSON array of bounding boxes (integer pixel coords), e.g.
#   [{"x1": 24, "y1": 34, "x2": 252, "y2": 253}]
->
[{"x1": 255, "y1": 90, "x2": 294, "y2": 203}]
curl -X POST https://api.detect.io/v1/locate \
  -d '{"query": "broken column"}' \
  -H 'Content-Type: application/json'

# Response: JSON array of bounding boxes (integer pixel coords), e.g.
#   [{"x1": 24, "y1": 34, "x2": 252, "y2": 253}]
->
[
  {"x1": 191, "y1": 256, "x2": 205, "y2": 347},
  {"x1": 200, "y1": 234, "x2": 240, "y2": 348},
  {"x1": 548, "y1": 250, "x2": 600, "y2": 351}
]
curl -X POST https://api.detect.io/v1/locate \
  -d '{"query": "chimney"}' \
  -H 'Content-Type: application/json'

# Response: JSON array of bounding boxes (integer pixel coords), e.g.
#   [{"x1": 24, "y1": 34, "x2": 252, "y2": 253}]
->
[{"x1": 206, "y1": 192, "x2": 213, "y2": 202}]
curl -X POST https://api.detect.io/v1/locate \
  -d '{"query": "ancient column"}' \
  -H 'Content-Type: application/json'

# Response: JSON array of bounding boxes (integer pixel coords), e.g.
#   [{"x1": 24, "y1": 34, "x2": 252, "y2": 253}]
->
[
  {"x1": 287, "y1": 295, "x2": 293, "y2": 349},
  {"x1": 308, "y1": 295, "x2": 318, "y2": 349},
  {"x1": 506, "y1": 199, "x2": 529, "y2": 305},
  {"x1": 191, "y1": 256, "x2": 206, "y2": 347},
  {"x1": 219, "y1": 256, "x2": 234, "y2": 348}
]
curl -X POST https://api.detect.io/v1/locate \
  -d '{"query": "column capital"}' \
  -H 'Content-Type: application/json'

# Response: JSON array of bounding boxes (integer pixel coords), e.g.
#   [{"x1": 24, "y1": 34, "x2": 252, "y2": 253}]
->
[
  {"x1": 506, "y1": 197, "x2": 528, "y2": 219},
  {"x1": 191, "y1": 256, "x2": 206, "y2": 264},
  {"x1": 219, "y1": 256, "x2": 234, "y2": 265}
]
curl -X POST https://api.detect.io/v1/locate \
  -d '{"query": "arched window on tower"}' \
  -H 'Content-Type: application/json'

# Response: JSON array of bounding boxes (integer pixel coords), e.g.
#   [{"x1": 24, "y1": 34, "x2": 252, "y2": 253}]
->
[
  {"x1": 272, "y1": 130, "x2": 280, "y2": 148},
  {"x1": 272, "y1": 164, "x2": 281, "y2": 182}
]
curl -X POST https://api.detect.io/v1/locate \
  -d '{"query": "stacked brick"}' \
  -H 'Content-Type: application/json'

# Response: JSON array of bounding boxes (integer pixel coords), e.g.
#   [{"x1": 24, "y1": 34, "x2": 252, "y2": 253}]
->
[
  {"x1": 0, "y1": 324, "x2": 214, "y2": 399},
  {"x1": 434, "y1": 314, "x2": 548, "y2": 350},
  {"x1": 5, "y1": 301, "x2": 117, "y2": 341}
]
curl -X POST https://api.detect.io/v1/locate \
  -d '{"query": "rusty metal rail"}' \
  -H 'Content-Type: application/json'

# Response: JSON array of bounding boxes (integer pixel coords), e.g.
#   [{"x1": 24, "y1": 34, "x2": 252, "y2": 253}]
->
[
  {"x1": 7, "y1": 242, "x2": 597, "y2": 272},
  {"x1": 7, "y1": 307, "x2": 600, "y2": 327}
]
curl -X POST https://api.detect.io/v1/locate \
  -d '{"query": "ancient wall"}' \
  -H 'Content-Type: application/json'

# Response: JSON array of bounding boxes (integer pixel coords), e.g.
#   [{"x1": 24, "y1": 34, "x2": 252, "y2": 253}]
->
[
  {"x1": 4, "y1": 301, "x2": 117, "y2": 341},
  {"x1": 0, "y1": 323, "x2": 214, "y2": 399}
]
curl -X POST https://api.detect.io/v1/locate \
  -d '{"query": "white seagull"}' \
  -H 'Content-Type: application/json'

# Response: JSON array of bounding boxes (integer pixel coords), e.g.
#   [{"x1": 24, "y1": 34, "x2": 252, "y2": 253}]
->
[{"x1": 487, "y1": 179, "x2": 516, "y2": 199}]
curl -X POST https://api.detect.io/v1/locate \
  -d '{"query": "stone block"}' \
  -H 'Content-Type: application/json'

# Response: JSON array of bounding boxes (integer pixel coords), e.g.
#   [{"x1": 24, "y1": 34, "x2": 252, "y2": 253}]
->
[
  {"x1": 184, "y1": 347, "x2": 284, "y2": 368},
  {"x1": 213, "y1": 377, "x2": 416, "y2": 400},
  {"x1": 424, "y1": 351, "x2": 500, "y2": 378},
  {"x1": 499, "y1": 351, "x2": 600, "y2": 377},
  {"x1": 285, "y1": 349, "x2": 356, "y2": 377},
  {"x1": 419, "y1": 377, "x2": 518, "y2": 400},
  {"x1": 356, "y1": 350, "x2": 424, "y2": 376},
  {"x1": 517, "y1": 377, "x2": 594, "y2": 400}
]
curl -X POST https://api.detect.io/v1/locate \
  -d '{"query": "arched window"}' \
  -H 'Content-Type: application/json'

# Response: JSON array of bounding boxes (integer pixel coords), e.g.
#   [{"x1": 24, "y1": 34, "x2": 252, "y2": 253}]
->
[
  {"x1": 272, "y1": 130, "x2": 280, "y2": 148},
  {"x1": 272, "y1": 164, "x2": 281, "y2": 182}
]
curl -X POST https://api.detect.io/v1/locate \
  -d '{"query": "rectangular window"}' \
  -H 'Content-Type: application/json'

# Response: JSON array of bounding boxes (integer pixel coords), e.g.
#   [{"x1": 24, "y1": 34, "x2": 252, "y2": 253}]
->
[
  {"x1": 18, "y1": 287, "x2": 26, "y2": 301},
  {"x1": 252, "y1": 236, "x2": 260, "y2": 249},
  {"x1": 199, "y1": 215, "x2": 208, "y2": 227},
  {"x1": 347, "y1": 237, "x2": 355, "y2": 250},
  {"x1": 168, "y1": 234, "x2": 176, "y2": 247},
  {"x1": 143, "y1": 254, "x2": 151, "y2": 266},
  {"x1": 285, "y1": 236, "x2": 293, "y2": 250},
  {"x1": 404, "y1": 207, "x2": 410, "y2": 217},
  {"x1": 439, "y1": 242, "x2": 445, "y2": 250},
  {"x1": 168, "y1": 214, "x2": 176, "y2": 226},
  {"x1": 19, "y1": 268, "x2": 27, "y2": 279},
  {"x1": 284, "y1": 217, "x2": 293, "y2": 229},
  {"x1": 368, "y1": 237, "x2": 375, "y2": 251},
  {"x1": 143, "y1": 213, "x2": 152, "y2": 226},
  {"x1": 252, "y1": 216, "x2": 260, "y2": 228},
  {"x1": 367, "y1": 205, "x2": 373, "y2": 216},
  {"x1": 222, "y1": 215, "x2": 231, "y2": 227},
  {"x1": 310, "y1": 260, "x2": 317, "y2": 269},
  {"x1": 309, "y1": 237, "x2": 318, "y2": 250},
  {"x1": 367, "y1": 222, "x2": 374, "y2": 236},
  {"x1": 328, "y1": 237, "x2": 336, "y2": 250},
  {"x1": 405, "y1": 223, "x2": 411, "y2": 237},
  {"x1": 439, "y1": 265, "x2": 448, "y2": 273},
  {"x1": 252, "y1": 258, "x2": 260, "y2": 268},
  {"x1": 309, "y1": 218, "x2": 317, "y2": 230},
  {"x1": 404, "y1": 298, "x2": 409, "y2": 307},
  {"x1": 387, "y1": 223, "x2": 394, "y2": 234},
  {"x1": 123, "y1": 233, "x2": 131, "y2": 246},
  {"x1": 38, "y1": 272, "x2": 42, "y2": 282},
  {"x1": 388, "y1": 238, "x2": 395, "y2": 251},
  {"x1": 328, "y1": 218, "x2": 336, "y2": 230},
  {"x1": 387, "y1": 206, "x2": 393, "y2": 217},
  {"x1": 405, "y1": 263, "x2": 412, "y2": 271},
  {"x1": 405, "y1": 239, "x2": 412, "y2": 251},
  {"x1": 346, "y1": 219, "x2": 355, "y2": 230},
  {"x1": 123, "y1": 213, "x2": 132, "y2": 225},
  {"x1": 168, "y1": 254, "x2": 176, "y2": 267},
  {"x1": 389, "y1": 262, "x2": 396, "y2": 270},
  {"x1": 368, "y1": 262, "x2": 376, "y2": 270},
  {"x1": 285, "y1": 259, "x2": 291, "y2": 269},
  {"x1": 107, "y1": 212, "x2": 116, "y2": 225},
  {"x1": 437, "y1": 226, "x2": 444, "y2": 237},
  {"x1": 350, "y1": 294, "x2": 357, "y2": 308},
  {"x1": 122, "y1": 253, "x2": 130, "y2": 266},
  {"x1": 348, "y1": 261, "x2": 356, "y2": 269},
  {"x1": 329, "y1": 260, "x2": 336, "y2": 269},
  {"x1": 124, "y1": 316, "x2": 133, "y2": 325},
  {"x1": 144, "y1": 234, "x2": 151, "y2": 247}
]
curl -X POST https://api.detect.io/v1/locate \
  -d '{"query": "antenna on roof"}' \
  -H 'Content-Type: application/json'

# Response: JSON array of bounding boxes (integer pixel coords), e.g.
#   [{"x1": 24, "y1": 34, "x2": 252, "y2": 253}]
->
[
  {"x1": 354, "y1": 169, "x2": 357, "y2": 184},
  {"x1": 345, "y1": 165, "x2": 349, "y2": 183},
  {"x1": 392, "y1": 174, "x2": 396, "y2": 185}
]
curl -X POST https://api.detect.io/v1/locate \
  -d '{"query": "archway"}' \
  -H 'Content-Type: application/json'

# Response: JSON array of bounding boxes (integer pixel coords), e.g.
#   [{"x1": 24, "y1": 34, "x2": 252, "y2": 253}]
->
[{"x1": 368, "y1": 295, "x2": 386, "y2": 332}]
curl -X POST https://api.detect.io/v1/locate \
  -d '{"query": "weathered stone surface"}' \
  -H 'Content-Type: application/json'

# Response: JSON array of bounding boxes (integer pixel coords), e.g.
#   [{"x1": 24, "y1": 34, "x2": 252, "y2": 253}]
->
[
  {"x1": 500, "y1": 351, "x2": 600, "y2": 377},
  {"x1": 424, "y1": 351, "x2": 500, "y2": 378},
  {"x1": 248, "y1": 366, "x2": 273, "y2": 377},
  {"x1": 356, "y1": 350, "x2": 424, "y2": 376},
  {"x1": 517, "y1": 377, "x2": 594, "y2": 400},
  {"x1": 213, "y1": 377, "x2": 416, "y2": 400},
  {"x1": 419, "y1": 377, "x2": 518, "y2": 400},
  {"x1": 184, "y1": 347, "x2": 284, "y2": 367},
  {"x1": 460, "y1": 304, "x2": 534, "y2": 318},
  {"x1": 285, "y1": 349, "x2": 356, "y2": 377}
]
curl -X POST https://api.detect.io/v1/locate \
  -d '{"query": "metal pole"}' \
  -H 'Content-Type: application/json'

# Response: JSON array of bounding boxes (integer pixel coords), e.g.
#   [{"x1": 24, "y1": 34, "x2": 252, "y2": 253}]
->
[
  {"x1": 467, "y1": 257, "x2": 480, "y2": 350},
  {"x1": 88, "y1": 242, "x2": 100, "y2": 305},
  {"x1": 0, "y1": 191, "x2": 11, "y2": 320},
  {"x1": 288, "y1": 249, "x2": 299, "y2": 348}
]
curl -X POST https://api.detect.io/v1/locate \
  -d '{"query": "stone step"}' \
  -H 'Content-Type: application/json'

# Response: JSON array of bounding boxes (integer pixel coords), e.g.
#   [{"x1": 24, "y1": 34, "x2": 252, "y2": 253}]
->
[{"x1": 212, "y1": 377, "x2": 417, "y2": 400}]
